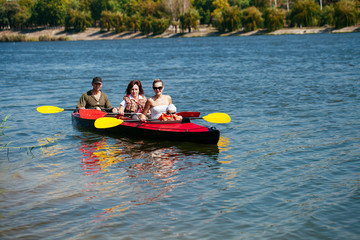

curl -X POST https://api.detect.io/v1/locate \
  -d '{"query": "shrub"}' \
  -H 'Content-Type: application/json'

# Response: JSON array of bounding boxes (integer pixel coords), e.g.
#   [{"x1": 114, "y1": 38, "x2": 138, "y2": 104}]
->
[
  {"x1": 242, "y1": 6, "x2": 263, "y2": 32},
  {"x1": 127, "y1": 14, "x2": 141, "y2": 32},
  {"x1": 38, "y1": 35, "x2": 69, "y2": 41},
  {"x1": 99, "y1": 11, "x2": 113, "y2": 31},
  {"x1": 65, "y1": 9, "x2": 92, "y2": 32},
  {"x1": 180, "y1": 8, "x2": 200, "y2": 33},
  {"x1": 38, "y1": 35, "x2": 52, "y2": 41},
  {"x1": 140, "y1": 17, "x2": 152, "y2": 35},
  {"x1": 213, "y1": 6, "x2": 242, "y2": 32},
  {"x1": 152, "y1": 18, "x2": 170, "y2": 35},
  {"x1": 334, "y1": 0, "x2": 358, "y2": 28},
  {"x1": 320, "y1": 5, "x2": 335, "y2": 26},
  {"x1": 0, "y1": 34, "x2": 26, "y2": 42},
  {"x1": 289, "y1": 0, "x2": 320, "y2": 27},
  {"x1": 112, "y1": 12, "x2": 126, "y2": 33},
  {"x1": 263, "y1": 7, "x2": 285, "y2": 31}
]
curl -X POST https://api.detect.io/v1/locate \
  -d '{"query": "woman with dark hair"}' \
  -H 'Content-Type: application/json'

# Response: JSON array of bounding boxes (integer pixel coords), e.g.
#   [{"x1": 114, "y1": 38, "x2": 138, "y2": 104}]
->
[
  {"x1": 117, "y1": 80, "x2": 147, "y2": 116},
  {"x1": 140, "y1": 79, "x2": 172, "y2": 122}
]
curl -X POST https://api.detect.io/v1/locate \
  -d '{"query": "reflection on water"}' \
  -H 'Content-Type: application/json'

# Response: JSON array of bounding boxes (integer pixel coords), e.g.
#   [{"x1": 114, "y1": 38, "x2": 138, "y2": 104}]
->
[
  {"x1": 75, "y1": 134, "x2": 228, "y2": 221},
  {"x1": 38, "y1": 134, "x2": 65, "y2": 157},
  {"x1": 79, "y1": 138, "x2": 126, "y2": 175},
  {"x1": 217, "y1": 137, "x2": 232, "y2": 164},
  {"x1": 1, "y1": 34, "x2": 359, "y2": 239}
]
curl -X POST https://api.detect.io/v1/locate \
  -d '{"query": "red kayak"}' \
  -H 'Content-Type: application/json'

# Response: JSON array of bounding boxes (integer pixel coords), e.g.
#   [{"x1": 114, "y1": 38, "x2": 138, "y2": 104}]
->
[{"x1": 71, "y1": 111, "x2": 220, "y2": 144}]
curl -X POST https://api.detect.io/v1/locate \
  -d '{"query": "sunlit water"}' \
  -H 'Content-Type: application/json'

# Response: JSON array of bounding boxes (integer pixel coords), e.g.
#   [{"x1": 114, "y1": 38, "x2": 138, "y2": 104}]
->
[{"x1": 1, "y1": 33, "x2": 359, "y2": 239}]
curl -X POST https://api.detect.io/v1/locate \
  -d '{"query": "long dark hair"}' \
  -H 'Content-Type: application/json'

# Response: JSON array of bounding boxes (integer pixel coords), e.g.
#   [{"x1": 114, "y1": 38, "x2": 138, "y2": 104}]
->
[{"x1": 126, "y1": 80, "x2": 144, "y2": 95}]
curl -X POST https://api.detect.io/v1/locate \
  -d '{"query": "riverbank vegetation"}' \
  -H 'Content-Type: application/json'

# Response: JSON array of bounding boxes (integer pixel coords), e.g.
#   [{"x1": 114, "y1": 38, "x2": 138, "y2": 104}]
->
[{"x1": 0, "y1": 0, "x2": 359, "y2": 38}]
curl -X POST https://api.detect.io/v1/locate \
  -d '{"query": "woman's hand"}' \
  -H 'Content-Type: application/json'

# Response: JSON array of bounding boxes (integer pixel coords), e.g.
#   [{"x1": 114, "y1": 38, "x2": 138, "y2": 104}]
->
[
  {"x1": 139, "y1": 114, "x2": 147, "y2": 122},
  {"x1": 118, "y1": 106, "x2": 125, "y2": 116}
]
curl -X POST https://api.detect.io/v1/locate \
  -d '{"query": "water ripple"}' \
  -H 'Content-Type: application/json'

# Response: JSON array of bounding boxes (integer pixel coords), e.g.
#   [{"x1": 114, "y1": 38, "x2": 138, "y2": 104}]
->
[{"x1": 1, "y1": 33, "x2": 360, "y2": 239}]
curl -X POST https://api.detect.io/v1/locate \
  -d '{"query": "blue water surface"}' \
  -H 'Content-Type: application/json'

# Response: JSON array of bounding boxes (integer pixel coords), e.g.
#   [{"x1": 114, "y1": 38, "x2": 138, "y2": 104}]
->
[{"x1": 1, "y1": 33, "x2": 359, "y2": 239}]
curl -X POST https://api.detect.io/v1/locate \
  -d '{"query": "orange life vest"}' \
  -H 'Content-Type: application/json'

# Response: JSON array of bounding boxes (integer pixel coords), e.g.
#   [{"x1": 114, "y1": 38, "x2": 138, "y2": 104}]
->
[{"x1": 158, "y1": 113, "x2": 182, "y2": 121}]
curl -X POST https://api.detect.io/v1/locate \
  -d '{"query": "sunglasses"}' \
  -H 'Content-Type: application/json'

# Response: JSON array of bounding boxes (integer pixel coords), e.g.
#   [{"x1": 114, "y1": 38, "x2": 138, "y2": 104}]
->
[
  {"x1": 153, "y1": 86, "x2": 163, "y2": 90},
  {"x1": 167, "y1": 112, "x2": 176, "y2": 115}
]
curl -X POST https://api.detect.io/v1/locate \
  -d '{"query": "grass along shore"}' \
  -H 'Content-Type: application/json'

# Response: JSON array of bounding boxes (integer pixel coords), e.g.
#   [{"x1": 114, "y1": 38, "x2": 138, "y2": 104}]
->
[{"x1": 1, "y1": 24, "x2": 359, "y2": 42}]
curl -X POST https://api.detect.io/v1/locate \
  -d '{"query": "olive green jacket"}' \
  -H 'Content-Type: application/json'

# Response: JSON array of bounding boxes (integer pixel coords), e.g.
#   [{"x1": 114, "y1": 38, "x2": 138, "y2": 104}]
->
[{"x1": 76, "y1": 90, "x2": 112, "y2": 109}]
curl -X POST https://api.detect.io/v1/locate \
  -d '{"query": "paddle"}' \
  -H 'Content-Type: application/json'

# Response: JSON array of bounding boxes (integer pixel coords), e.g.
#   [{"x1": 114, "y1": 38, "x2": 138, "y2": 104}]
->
[
  {"x1": 95, "y1": 117, "x2": 125, "y2": 129},
  {"x1": 191, "y1": 113, "x2": 231, "y2": 123},
  {"x1": 37, "y1": 106, "x2": 76, "y2": 114},
  {"x1": 94, "y1": 112, "x2": 231, "y2": 129},
  {"x1": 79, "y1": 109, "x2": 107, "y2": 119},
  {"x1": 177, "y1": 112, "x2": 200, "y2": 118},
  {"x1": 37, "y1": 106, "x2": 200, "y2": 117},
  {"x1": 36, "y1": 105, "x2": 114, "y2": 114}
]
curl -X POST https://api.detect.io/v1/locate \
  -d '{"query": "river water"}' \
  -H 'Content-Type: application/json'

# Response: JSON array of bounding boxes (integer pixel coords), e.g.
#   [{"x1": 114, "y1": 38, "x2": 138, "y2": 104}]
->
[{"x1": 1, "y1": 33, "x2": 359, "y2": 239}]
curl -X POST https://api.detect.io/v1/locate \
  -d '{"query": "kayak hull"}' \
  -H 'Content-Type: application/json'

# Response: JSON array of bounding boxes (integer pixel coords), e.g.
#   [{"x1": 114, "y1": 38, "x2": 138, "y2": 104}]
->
[{"x1": 71, "y1": 112, "x2": 220, "y2": 144}]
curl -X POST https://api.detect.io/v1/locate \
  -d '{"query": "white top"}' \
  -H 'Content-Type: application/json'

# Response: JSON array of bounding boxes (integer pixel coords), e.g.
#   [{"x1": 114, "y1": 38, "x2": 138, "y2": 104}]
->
[
  {"x1": 150, "y1": 105, "x2": 168, "y2": 119},
  {"x1": 120, "y1": 94, "x2": 145, "y2": 107}
]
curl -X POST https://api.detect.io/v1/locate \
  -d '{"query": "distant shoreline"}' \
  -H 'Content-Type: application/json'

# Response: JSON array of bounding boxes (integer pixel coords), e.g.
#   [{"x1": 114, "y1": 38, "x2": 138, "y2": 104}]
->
[{"x1": 1, "y1": 25, "x2": 359, "y2": 42}]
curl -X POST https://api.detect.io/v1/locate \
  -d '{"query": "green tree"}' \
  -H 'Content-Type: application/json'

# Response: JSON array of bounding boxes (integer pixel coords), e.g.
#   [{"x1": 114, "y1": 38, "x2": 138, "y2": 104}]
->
[
  {"x1": 99, "y1": 10, "x2": 113, "y2": 30},
  {"x1": 0, "y1": 4, "x2": 9, "y2": 29},
  {"x1": 192, "y1": 0, "x2": 214, "y2": 24},
  {"x1": 223, "y1": 6, "x2": 241, "y2": 31},
  {"x1": 90, "y1": 0, "x2": 119, "y2": 24},
  {"x1": 14, "y1": 0, "x2": 35, "y2": 28},
  {"x1": 65, "y1": 9, "x2": 92, "y2": 32},
  {"x1": 140, "y1": 16, "x2": 152, "y2": 34},
  {"x1": 320, "y1": 4, "x2": 335, "y2": 26},
  {"x1": 242, "y1": 6, "x2": 263, "y2": 31},
  {"x1": 334, "y1": 0, "x2": 358, "y2": 28},
  {"x1": 2, "y1": 1, "x2": 21, "y2": 28},
  {"x1": 32, "y1": 0, "x2": 70, "y2": 26},
  {"x1": 228, "y1": 0, "x2": 250, "y2": 8},
  {"x1": 127, "y1": 14, "x2": 141, "y2": 32},
  {"x1": 152, "y1": 17, "x2": 170, "y2": 34},
  {"x1": 139, "y1": 0, "x2": 166, "y2": 18},
  {"x1": 213, "y1": 6, "x2": 242, "y2": 32},
  {"x1": 251, "y1": 0, "x2": 270, "y2": 10},
  {"x1": 289, "y1": 0, "x2": 320, "y2": 27},
  {"x1": 263, "y1": 7, "x2": 285, "y2": 31},
  {"x1": 122, "y1": 0, "x2": 138, "y2": 16},
  {"x1": 112, "y1": 11, "x2": 126, "y2": 33},
  {"x1": 212, "y1": 0, "x2": 230, "y2": 17},
  {"x1": 179, "y1": 8, "x2": 200, "y2": 32}
]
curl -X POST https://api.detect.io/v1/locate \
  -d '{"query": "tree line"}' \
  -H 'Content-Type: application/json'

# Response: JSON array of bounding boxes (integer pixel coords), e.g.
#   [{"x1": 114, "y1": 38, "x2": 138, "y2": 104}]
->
[{"x1": 0, "y1": 0, "x2": 359, "y2": 34}]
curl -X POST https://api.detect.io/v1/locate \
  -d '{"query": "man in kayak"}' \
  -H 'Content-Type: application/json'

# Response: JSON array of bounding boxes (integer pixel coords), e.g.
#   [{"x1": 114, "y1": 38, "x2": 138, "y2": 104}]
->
[
  {"x1": 140, "y1": 79, "x2": 172, "y2": 122},
  {"x1": 77, "y1": 77, "x2": 116, "y2": 112},
  {"x1": 158, "y1": 104, "x2": 182, "y2": 121}
]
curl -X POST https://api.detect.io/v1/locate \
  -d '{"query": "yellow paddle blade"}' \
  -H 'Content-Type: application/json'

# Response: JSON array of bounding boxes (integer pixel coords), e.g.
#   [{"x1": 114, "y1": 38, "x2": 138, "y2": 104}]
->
[
  {"x1": 94, "y1": 117, "x2": 124, "y2": 129},
  {"x1": 203, "y1": 113, "x2": 231, "y2": 123},
  {"x1": 37, "y1": 106, "x2": 64, "y2": 114}
]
